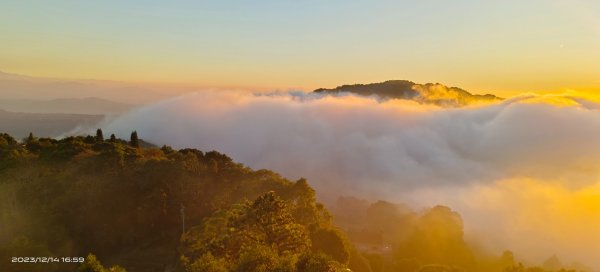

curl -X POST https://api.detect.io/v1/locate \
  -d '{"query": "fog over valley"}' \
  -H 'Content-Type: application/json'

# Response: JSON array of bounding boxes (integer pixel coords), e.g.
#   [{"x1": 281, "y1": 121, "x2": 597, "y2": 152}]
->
[{"x1": 98, "y1": 89, "x2": 600, "y2": 269}]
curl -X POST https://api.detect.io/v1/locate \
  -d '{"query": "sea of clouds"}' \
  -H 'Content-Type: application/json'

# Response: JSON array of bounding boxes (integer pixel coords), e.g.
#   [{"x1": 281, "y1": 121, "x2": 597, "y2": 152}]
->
[{"x1": 101, "y1": 90, "x2": 600, "y2": 268}]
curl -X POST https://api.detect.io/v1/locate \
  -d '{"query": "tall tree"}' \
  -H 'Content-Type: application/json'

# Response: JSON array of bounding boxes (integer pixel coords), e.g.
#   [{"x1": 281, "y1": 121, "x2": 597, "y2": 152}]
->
[
  {"x1": 130, "y1": 131, "x2": 139, "y2": 148},
  {"x1": 394, "y1": 205, "x2": 474, "y2": 269},
  {"x1": 96, "y1": 129, "x2": 104, "y2": 142},
  {"x1": 109, "y1": 134, "x2": 116, "y2": 142},
  {"x1": 26, "y1": 132, "x2": 35, "y2": 143}
]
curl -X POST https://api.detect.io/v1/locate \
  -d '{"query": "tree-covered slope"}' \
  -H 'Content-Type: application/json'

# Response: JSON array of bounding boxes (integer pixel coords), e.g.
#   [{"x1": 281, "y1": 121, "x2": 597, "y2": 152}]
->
[{"x1": 0, "y1": 132, "x2": 356, "y2": 272}]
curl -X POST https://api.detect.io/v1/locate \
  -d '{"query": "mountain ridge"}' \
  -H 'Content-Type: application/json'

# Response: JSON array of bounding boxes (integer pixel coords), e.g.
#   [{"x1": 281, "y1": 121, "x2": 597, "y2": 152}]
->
[
  {"x1": 314, "y1": 80, "x2": 502, "y2": 107},
  {"x1": 0, "y1": 97, "x2": 133, "y2": 115},
  {"x1": 0, "y1": 109, "x2": 103, "y2": 139}
]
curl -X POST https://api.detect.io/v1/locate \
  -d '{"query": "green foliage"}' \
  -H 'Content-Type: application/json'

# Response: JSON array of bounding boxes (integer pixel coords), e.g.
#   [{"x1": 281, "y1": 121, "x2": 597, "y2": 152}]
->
[
  {"x1": 181, "y1": 192, "x2": 313, "y2": 269},
  {"x1": 235, "y1": 245, "x2": 280, "y2": 272},
  {"x1": 0, "y1": 132, "x2": 338, "y2": 272},
  {"x1": 38, "y1": 136, "x2": 87, "y2": 160},
  {"x1": 310, "y1": 227, "x2": 350, "y2": 264},
  {"x1": 0, "y1": 133, "x2": 28, "y2": 170},
  {"x1": 0, "y1": 132, "x2": 18, "y2": 146},
  {"x1": 244, "y1": 191, "x2": 312, "y2": 254},
  {"x1": 181, "y1": 191, "x2": 353, "y2": 272},
  {"x1": 181, "y1": 252, "x2": 228, "y2": 272},
  {"x1": 285, "y1": 178, "x2": 333, "y2": 228},
  {"x1": 78, "y1": 253, "x2": 127, "y2": 272},
  {"x1": 296, "y1": 252, "x2": 345, "y2": 272}
]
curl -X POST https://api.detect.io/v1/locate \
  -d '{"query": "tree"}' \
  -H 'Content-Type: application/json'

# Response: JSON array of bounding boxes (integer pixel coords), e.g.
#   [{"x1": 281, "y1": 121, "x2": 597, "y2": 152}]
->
[
  {"x1": 24, "y1": 132, "x2": 43, "y2": 153},
  {"x1": 130, "y1": 131, "x2": 139, "y2": 148},
  {"x1": 394, "y1": 205, "x2": 473, "y2": 268},
  {"x1": 26, "y1": 132, "x2": 35, "y2": 143},
  {"x1": 285, "y1": 178, "x2": 332, "y2": 228},
  {"x1": 235, "y1": 245, "x2": 279, "y2": 272},
  {"x1": 310, "y1": 228, "x2": 350, "y2": 264},
  {"x1": 242, "y1": 191, "x2": 311, "y2": 255},
  {"x1": 110, "y1": 134, "x2": 116, "y2": 142},
  {"x1": 296, "y1": 252, "x2": 344, "y2": 272},
  {"x1": 78, "y1": 254, "x2": 127, "y2": 272},
  {"x1": 182, "y1": 253, "x2": 228, "y2": 272},
  {"x1": 0, "y1": 133, "x2": 17, "y2": 146},
  {"x1": 181, "y1": 192, "x2": 315, "y2": 271},
  {"x1": 96, "y1": 129, "x2": 104, "y2": 142}
]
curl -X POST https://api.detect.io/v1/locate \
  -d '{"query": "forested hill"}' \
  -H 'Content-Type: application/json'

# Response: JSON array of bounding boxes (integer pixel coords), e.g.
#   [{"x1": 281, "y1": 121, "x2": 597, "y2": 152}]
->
[
  {"x1": 313, "y1": 80, "x2": 501, "y2": 107},
  {"x1": 0, "y1": 131, "x2": 585, "y2": 272},
  {"x1": 0, "y1": 131, "x2": 358, "y2": 272}
]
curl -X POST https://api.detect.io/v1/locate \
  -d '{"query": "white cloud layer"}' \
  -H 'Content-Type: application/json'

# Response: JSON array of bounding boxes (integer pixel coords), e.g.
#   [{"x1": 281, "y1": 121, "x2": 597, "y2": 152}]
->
[{"x1": 103, "y1": 91, "x2": 600, "y2": 268}]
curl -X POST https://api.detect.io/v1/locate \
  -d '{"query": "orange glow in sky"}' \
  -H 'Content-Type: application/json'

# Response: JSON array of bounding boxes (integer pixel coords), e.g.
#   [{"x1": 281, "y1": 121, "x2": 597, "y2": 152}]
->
[{"x1": 1, "y1": 1, "x2": 599, "y2": 97}]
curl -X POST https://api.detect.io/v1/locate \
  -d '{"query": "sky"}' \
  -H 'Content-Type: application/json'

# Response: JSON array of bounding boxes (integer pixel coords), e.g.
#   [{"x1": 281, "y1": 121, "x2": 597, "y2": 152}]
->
[{"x1": 1, "y1": 0, "x2": 600, "y2": 97}]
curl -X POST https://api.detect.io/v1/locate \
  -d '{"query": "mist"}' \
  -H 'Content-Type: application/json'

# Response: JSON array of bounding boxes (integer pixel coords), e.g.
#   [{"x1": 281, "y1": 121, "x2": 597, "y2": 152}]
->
[{"x1": 102, "y1": 90, "x2": 600, "y2": 268}]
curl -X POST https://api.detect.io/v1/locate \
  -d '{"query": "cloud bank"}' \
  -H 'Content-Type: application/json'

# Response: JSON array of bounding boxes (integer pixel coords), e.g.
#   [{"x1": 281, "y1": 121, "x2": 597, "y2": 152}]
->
[
  {"x1": 102, "y1": 90, "x2": 600, "y2": 268},
  {"x1": 103, "y1": 91, "x2": 600, "y2": 192},
  {"x1": 406, "y1": 178, "x2": 600, "y2": 269}
]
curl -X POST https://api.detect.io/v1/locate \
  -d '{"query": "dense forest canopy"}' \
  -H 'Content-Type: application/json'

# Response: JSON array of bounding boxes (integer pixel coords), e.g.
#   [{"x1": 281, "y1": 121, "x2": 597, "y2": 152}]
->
[{"x1": 0, "y1": 131, "x2": 587, "y2": 272}]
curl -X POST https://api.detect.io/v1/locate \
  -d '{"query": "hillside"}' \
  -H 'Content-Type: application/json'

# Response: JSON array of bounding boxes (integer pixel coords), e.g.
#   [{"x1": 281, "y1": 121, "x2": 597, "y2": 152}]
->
[
  {"x1": 0, "y1": 131, "x2": 354, "y2": 272},
  {"x1": 314, "y1": 80, "x2": 501, "y2": 107}
]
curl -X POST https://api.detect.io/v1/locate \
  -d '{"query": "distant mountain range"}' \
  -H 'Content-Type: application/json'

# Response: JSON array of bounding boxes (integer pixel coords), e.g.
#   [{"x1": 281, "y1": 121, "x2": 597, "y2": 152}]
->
[
  {"x1": 0, "y1": 109, "x2": 103, "y2": 139},
  {"x1": 314, "y1": 80, "x2": 501, "y2": 107},
  {"x1": 0, "y1": 70, "x2": 189, "y2": 105},
  {"x1": 0, "y1": 97, "x2": 132, "y2": 115},
  {"x1": 0, "y1": 71, "x2": 141, "y2": 138}
]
